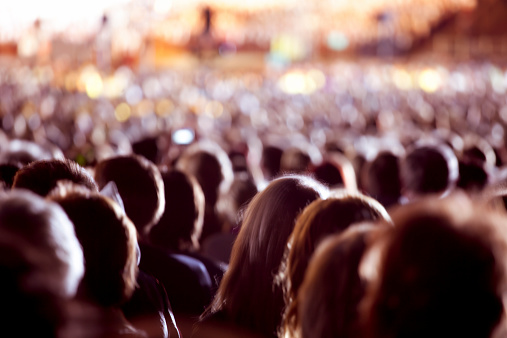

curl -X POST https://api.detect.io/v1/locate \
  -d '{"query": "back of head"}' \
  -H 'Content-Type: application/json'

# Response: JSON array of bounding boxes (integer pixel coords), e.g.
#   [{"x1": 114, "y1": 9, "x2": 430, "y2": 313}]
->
[
  {"x1": 280, "y1": 192, "x2": 390, "y2": 337},
  {"x1": 94, "y1": 155, "x2": 165, "y2": 236},
  {"x1": 0, "y1": 190, "x2": 84, "y2": 299},
  {"x1": 298, "y1": 225, "x2": 375, "y2": 338},
  {"x1": 176, "y1": 141, "x2": 233, "y2": 209},
  {"x1": 261, "y1": 145, "x2": 283, "y2": 181},
  {"x1": 313, "y1": 161, "x2": 344, "y2": 188},
  {"x1": 209, "y1": 175, "x2": 327, "y2": 336},
  {"x1": 50, "y1": 187, "x2": 138, "y2": 307},
  {"x1": 0, "y1": 139, "x2": 63, "y2": 166},
  {"x1": 363, "y1": 152, "x2": 401, "y2": 208},
  {"x1": 401, "y1": 144, "x2": 458, "y2": 198},
  {"x1": 281, "y1": 147, "x2": 312, "y2": 174},
  {"x1": 12, "y1": 159, "x2": 98, "y2": 197},
  {"x1": 149, "y1": 169, "x2": 205, "y2": 252},
  {"x1": 362, "y1": 196, "x2": 506, "y2": 338}
]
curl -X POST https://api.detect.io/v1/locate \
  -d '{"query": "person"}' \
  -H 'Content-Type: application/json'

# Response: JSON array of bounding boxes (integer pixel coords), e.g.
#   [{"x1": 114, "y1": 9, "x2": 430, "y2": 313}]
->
[
  {"x1": 362, "y1": 151, "x2": 402, "y2": 208},
  {"x1": 401, "y1": 143, "x2": 459, "y2": 201},
  {"x1": 49, "y1": 185, "x2": 144, "y2": 337},
  {"x1": 12, "y1": 158, "x2": 98, "y2": 197},
  {"x1": 95, "y1": 154, "x2": 213, "y2": 318},
  {"x1": 200, "y1": 175, "x2": 328, "y2": 337},
  {"x1": 297, "y1": 224, "x2": 377, "y2": 338},
  {"x1": 277, "y1": 191, "x2": 390, "y2": 337},
  {"x1": 176, "y1": 142, "x2": 233, "y2": 242},
  {"x1": 361, "y1": 195, "x2": 507, "y2": 338},
  {"x1": 0, "y1": 190, "x2": 84, "y2": 336},
  {"x1": 149, "y1": 168, "x2": 226, "y2": 292}
]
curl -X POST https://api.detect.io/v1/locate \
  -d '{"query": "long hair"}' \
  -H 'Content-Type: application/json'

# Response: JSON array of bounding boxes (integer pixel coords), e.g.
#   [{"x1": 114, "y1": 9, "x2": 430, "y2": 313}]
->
[
  {"x1": 278, "y1": 191, "x2": 390, "y2": 337},
  {"x1": 298, "y1": 225, "x2": 376, "y2": 338},
  {"x1": 203, "y1": 175, "x2": 327, "y2": 337}
]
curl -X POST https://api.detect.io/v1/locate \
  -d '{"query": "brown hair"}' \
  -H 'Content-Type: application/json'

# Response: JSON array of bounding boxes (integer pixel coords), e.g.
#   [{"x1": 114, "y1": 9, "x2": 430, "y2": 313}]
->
[
  {"x1": 298, "y1": 224, "x2": 376, "y2": 338},
  {"x1": 50, "y1": 187, "x2": 138, "y2": 307},
  {"x1": 278, "y1": 192, "x2": 390, "y2": 337},
  {"x1": 361, "y1": 195, "x2": 507, "y2": 338},
  {"x1": 12, "y1": 159, "x2": 98, "y2": 197},
  {"x1": 202, "y1": 175, "x2": 327, "y2": 337}
]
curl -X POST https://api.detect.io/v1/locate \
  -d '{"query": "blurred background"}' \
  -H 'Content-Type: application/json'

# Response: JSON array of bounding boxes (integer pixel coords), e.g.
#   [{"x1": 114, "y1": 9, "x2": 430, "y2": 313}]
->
[{"x1": 1, "y1": 0, "x2": 507, "y2": 165}]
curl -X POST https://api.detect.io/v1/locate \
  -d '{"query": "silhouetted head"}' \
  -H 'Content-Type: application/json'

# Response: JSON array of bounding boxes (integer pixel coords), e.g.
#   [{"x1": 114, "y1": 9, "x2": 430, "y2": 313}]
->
[
  {"x1": 50, "y1": 186, "x2": 138, "y2": 307},
  {"x1": 94, "y1": 155, "x2": 165, "y2": 237},
  {"x1": 401, "y1": 144, "x2": 458, "y2": 199},
  {"x1": 363, "y1": 151, "x2": 402, "y2": 208},
  {"x1": 149, "y1": 169, "x2": 205, "y2": 252},
  {"x1": 362, "y1": 195, "x2": 506, "y2": 338}
]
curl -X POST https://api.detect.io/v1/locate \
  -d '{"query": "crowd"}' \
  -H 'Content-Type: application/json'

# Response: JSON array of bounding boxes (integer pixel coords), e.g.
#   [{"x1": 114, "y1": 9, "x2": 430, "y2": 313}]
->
[{"x1": 2, "y1": 58, "x2": 507, "y2": 338}]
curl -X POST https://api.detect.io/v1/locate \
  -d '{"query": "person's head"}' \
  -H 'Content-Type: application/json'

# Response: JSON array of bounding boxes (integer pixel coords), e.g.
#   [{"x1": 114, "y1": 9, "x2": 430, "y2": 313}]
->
[
  {"x1": 94, "y1": 155, "x2": 165, "y2": 237},
  {"x1": 261, "y1": 145, "x2": 283, "y2": 181},
  {"x1": 217, "y1": 172, "x2": 258, "y2": 232},
  {"x1": 176, "y1": 141, "x2": 233, "y2": 209},
  {"x1": 12, "y1": 159, "x2": 98, "y2": 197},
  {"x1": 457, "y1": 159, "x2": 489, "y2": 192},
  {"x1": 363, "y1": 151, "x2": 402, "y2": 208},
  {"x1": 280, "y1": 147, "x2": 312, "y2": 174},
  {"x1": 297, "y1": 224, "x2": 376, "y2": 338},
  {"x1": 312, "y1": 161, "x2": 344, "y2": 188},
  {"x1": 401, "y1": 143, "x2": 458, "y2": 200},
  {"x1": 49, "y1": 186, "x2": 138, "y2": 307},
  {"x1": 149, "y1": 169, "x2": 205, "y2": 252},
  {"x1": 206, "y1": 175, "x2": 328, "y2": 336},
  {"x1": 361, "y1": 195, "x2": 506, "y2": 338},
  {"x1": 278, "y1": 191, "x2": 390, "y2": 337},
  {"x1": 0, "y1": 190, "x2": 84, "y2": 299},
  {"x1": 0, "y1": 162, "x2": 22, "y2": 189}
]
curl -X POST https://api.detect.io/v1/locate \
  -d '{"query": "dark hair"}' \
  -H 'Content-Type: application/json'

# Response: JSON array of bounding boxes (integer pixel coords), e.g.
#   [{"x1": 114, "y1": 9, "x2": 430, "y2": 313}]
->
[
  {"x1": 313, "y1": 161, "x2": 344, "y2": 187},
  {"x1": 298, "y1": 225, "x2": 375, "y2": 338},
  {"x1": 363, "y1": 152, "x2": 402, "y2": 208},
  {"x1": 261, "y1": 145, "x2": 283, "y2": 180},
  {"x1": 401, "y1": 144, "x2": 458, "y2": 197},
  {"x1": 94, "y1": 155, "x2": 165, "y2": 236},
  {"x1": 362, "y1": 196, "x2": 506, "y2": 338},
  {"x1": 203, "y1": 175, "x2": 327, "y2": 337},
  {"x1": 149, "y1": 169, "x2": 205, "y2": 252},
  {"x1": 278, "y1": 192, "x2": 390, "y2": 337},
  {"x1": 12, "y1": 159, "x2": 98, "y2": 197},
  {"x1": 50, "y1": 187, "x2": 138, "y2": 307}
]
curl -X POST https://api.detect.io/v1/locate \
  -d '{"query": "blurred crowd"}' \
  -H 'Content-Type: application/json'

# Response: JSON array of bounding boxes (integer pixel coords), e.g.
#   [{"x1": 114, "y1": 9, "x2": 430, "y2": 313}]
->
[{"x1": 2, "y1": 57, "x2": 507, "y2": 338}]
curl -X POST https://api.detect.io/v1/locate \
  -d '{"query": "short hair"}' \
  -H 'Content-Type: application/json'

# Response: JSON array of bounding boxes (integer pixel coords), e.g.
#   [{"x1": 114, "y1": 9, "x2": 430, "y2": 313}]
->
[
  {"x1": 0, "y1": 190, "x2": 84, "y2": 298},
  {"x1": 149, "y1": 169, "x2": 205, "y2": 252},
  {"x1": 176, "y1": 141, "x2": 233, "y2": 209},
  {"x1": 278, "y1": 192, "x2": 390, "y2": 337},
  {"x1": 50, "y1": 187, "x2": 138, "y2": 307},
  {"x1": 261, "y1": 145, "x2": 283, "y2": 180},
  {"x1": 298, "y1": 225, "x2": 375, "y2": 338},
  {"x1": 401, "y1": 144, "x2": 458, "y2": 197},
  {"x1": 12, "y1": 159, "x2": 98, "y2": 197},
  {"x1": 363, "y1": 152, "x2": 402, "y2": 208},
  {"x1": 362, "y1": 196, "x2": 506, "y2": 338},
  {"x1": 204, "y1": 175, "x2": 328, "y2": 337},
  {"x1": 94, "y1": 155, "x2": 165, "y2": 236}
]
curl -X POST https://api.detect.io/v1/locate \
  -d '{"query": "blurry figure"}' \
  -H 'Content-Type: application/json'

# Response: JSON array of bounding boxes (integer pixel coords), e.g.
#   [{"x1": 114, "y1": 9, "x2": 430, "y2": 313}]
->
[
  {"x1": 96, "y1": 15, "x2": 112, "y2": 73},
  {"x1": 261, "y1": 145, "x2": 283, "y2": 182},
  {"x1": 0, "y1": 190, "x2": 84, "y2": 336},
  {"x1": 401, "y1": 143, "x2": 458, "y2": 201},
  {"x1": 0, "y1": 139, "x2": 64, "y2": 166},
  {"x1": 12, "y1": 159, "x2": 98, "y2": 197},
  {"x1": 361, "y1": 195, "x2": 506, "y2": 338},
  {"x1": 362, "y1": 151, "x2": 402, "y2": 208},
  {"x1": 297, "y1": 224, "x2": 377, "y2": 338},
  {"x1": 204, "y1": 173, "x2": 258, "y2": 264},
  {"x1": 199, "y1": 176, "x2": 327, "y2": 337},
  {"x1": 277, "y1": 192, "x2": 390, "y2": 338},
  {"x1": 457, "y1": 158, "x2": 489, "y2": 193},
  {"x1": 0, "y1": 162, "x2": 22, "y2": 190},
  {"x1": 176, "y1": 141, "x2": 233, "y2": 242}
]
